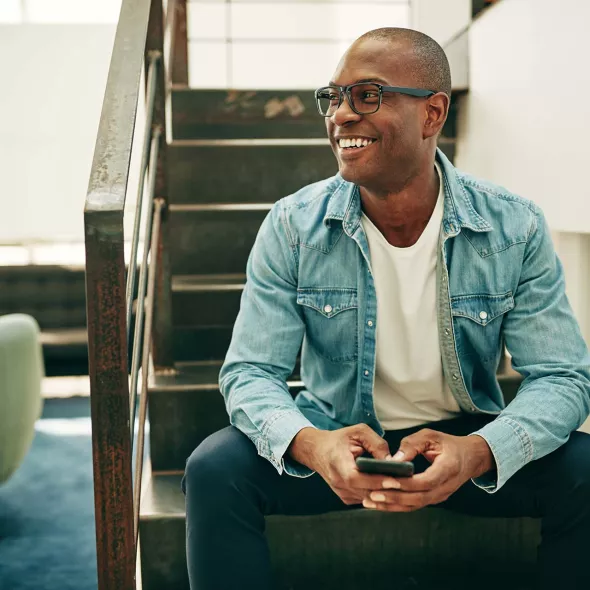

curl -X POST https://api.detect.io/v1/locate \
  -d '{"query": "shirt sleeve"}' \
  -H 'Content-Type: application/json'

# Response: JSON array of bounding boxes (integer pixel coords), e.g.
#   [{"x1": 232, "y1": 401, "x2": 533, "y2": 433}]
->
[
  {"x1": 219, "y1": 202, "x2": 317, "y2": 478},
  {"x1": 470, "y1": 205, "x2": 590, "y2": 493}
]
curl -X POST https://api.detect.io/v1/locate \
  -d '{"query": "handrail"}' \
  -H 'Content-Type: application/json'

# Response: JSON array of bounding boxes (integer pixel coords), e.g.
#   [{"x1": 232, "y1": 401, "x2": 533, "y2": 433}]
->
[
  {"x1": 84, "y1": 1, "x2": 153, "y2": 588},
  {"x1": 84, "y1": 0, "x2": 177, "y2": 588}
]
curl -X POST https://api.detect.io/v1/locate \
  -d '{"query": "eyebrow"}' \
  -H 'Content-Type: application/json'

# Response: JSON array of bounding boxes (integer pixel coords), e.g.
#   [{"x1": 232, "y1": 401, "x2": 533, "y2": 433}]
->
[{"x1": 328, "y1": 77, "x2": 391, "y2": 86}]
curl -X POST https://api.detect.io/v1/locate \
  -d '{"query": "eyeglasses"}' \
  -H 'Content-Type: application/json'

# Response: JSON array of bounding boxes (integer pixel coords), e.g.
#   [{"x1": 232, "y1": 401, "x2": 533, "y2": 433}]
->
[{"x1": 314, "y1": 82, "x2": 436, "y2": 117}]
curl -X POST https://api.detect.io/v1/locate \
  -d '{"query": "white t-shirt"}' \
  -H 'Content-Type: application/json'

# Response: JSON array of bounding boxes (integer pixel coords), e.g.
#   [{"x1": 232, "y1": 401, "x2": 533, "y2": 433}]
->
[{"x1": 360, "y1": 163, "x2": 461, "y2": 430}]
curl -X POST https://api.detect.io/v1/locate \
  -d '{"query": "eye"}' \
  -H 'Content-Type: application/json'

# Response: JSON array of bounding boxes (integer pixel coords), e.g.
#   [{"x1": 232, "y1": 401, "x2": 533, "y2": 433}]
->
[
  {"x1": 362, "y1": 91, "x2": 379, "y2": 101},
  {"x1": 319, "y1": 91, "x2": 339, "y2": 102}
]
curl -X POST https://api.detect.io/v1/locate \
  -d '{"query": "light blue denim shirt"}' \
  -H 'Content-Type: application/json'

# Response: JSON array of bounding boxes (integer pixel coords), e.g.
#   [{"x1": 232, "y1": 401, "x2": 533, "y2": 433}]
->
[{"x1": 219, "y1": 148, "x2": 590, "y2": 493}]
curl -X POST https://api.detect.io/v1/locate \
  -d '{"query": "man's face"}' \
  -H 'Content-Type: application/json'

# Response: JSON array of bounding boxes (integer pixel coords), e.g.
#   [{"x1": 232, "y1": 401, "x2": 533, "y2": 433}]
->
[{"x1": 325, "y1": 38, "x2": 431, "y2": 191}]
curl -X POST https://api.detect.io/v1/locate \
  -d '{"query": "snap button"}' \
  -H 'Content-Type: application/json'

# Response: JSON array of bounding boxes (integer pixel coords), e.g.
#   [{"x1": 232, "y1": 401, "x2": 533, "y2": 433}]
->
[
  {"x1": 444, "y1": 328, "x2": 450, "y2": 335},
  {"x1": 367, "y1": 320, "x2": 374, "y2": 327},
  {"x1": 364, "y1": 370, "x2": 369, "y2": 376},
  {"x1": 324, "y1": 304, "x2": 333, "y2": 313},
  {"x1": 452, "y1": 373, "x2": 459, "y2": 380},
  {"x1": 479, "y1": 311, "x2": 488, "y2": 320}
]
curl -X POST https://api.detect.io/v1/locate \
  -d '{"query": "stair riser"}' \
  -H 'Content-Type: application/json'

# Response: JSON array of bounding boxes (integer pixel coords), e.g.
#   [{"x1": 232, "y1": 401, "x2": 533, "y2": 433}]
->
[
  {"x1": 168, "y1": 144, "x2": 338, "y2": 205},
  {"x1": 171, "y1": 89, "x2": 461, "y2": 142},
  {"x1": 169, "y1": 208, "x2": 266, "y2": 275},
  {"x1": 149, "y1": 385, "x2": 302, "y2": 471},
  {"x1": 148, "y1": 375, "x2": 521, "y2": 472},
  {"x1": 173, "y1": 327, "x2": 234, "y2": 362},
  {"x1": 140, "y1": 509, "x2": 538, "y2": 590},
  {"x1": 172, "y1": 289, "x2": 242, "y2": 327},
  {"x1": 172, "y1": 89, "x2": 325, "y2": 140}
]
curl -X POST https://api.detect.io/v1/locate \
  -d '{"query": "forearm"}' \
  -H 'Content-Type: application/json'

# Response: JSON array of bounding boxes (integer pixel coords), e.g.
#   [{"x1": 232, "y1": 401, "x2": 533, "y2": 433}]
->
[{"x1": 287, "y1": 426, "x2": 323, "y2": 471}]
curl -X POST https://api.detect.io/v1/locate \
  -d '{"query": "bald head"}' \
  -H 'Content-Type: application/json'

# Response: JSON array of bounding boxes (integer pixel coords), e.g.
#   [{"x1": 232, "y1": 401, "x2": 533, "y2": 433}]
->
[{"x1": 354, "y1": 28, "x2": 452, "y2": 97}]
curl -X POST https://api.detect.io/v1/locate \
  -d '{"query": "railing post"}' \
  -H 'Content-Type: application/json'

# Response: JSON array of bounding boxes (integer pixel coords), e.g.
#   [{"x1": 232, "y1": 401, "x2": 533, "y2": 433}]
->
[
  {"x1": 171, "y1": 0, "x2": 189, "y2": 86},
  {"x1": 85, "y1": 212, "x2": 135, "y2": 590},
  {"x1": 148, "y1": 0, "x2": 175, "y2": 369}
]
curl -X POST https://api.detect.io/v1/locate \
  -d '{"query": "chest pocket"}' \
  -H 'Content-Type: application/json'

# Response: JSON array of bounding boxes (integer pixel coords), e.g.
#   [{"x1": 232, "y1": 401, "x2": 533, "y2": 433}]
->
[
  {"x1": 450, "y1": 292, "x2": 514, "y2": 361},
  {"x1": 297, "y1": 287, "x2": 358, "y2": 362}
]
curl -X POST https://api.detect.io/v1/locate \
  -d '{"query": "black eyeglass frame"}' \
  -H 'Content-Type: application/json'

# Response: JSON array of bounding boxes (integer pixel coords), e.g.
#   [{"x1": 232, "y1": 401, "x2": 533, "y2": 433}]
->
[{"x1": 314, "y1": 82, "x2": 436, "y2": 117}]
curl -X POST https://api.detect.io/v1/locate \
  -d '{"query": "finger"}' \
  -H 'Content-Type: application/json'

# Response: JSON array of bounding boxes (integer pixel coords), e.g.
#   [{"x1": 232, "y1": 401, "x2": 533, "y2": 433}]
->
[
  {"x1": 391, "y1": 428, "x2": 438, "y2": 462},
  {"x1": 367, "y1": 489, "x2": 430, "y2": 508},
  {"x1": 363, "y1": 498, "x2": 422, "y2": 513},
  {"x1": 346, "y1": 469, "x2": 395, "y2": 490},
  {"x1": 409, "y1": 457, "x2": 457, "y2": 490},
  {"x1": 351, "y1": 424, "x2": 391, "y2": 460}
]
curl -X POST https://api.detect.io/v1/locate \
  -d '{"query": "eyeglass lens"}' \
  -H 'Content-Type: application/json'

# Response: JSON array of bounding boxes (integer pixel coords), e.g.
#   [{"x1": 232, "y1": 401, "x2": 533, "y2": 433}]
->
[{"x1": 316, "y1": 84, "x2": 381, "y2": 116}]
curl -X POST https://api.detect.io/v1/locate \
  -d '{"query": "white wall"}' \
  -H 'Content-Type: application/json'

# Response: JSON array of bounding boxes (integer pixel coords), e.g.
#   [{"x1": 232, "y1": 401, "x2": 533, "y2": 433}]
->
[
  {"x1": 455, "y1": 0, "x2": 590, "y2": 345},
  {"x1": 0, "y1": 25, "x2": 116, "y2": 243},
  {"x1": 456, "y1": 0, "x2": 590, "y2": 235},
  {"x1": 410, "y1": 0, "x2": 471, "y2": 46},
  {"x1": 0, "y1": 22, "x2": 146, "y2": 247},
  {"x1": 187, "y1": 0, "x2": 410, "y2": 88}
]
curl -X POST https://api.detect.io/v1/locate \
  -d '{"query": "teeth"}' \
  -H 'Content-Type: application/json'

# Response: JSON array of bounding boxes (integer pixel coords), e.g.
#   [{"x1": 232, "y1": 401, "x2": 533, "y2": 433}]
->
[{"x1": 338, "y1": 138, "x2": 374, "y2": 149}]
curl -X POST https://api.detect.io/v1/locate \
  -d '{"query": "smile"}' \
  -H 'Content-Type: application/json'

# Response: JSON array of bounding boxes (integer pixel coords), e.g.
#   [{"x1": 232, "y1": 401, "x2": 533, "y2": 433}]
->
[{"x1": 337, "y1": 137, "x2": 377, "y2": 149}]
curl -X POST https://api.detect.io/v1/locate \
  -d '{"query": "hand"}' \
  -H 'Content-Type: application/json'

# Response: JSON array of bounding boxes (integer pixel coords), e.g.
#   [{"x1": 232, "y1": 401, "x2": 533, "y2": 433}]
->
[
  {"x1": 362, "y1": 429, "x2": 495, "y2": 513},
  {"x1": 288, "y1": 424, "x2": 396, "y2": 505}
]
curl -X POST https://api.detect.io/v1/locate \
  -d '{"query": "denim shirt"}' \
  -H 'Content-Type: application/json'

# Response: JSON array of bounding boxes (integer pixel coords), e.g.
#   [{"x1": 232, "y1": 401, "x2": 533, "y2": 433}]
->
[{"x1": 219, "y1": 148, "x2": 590, "y2": 493}]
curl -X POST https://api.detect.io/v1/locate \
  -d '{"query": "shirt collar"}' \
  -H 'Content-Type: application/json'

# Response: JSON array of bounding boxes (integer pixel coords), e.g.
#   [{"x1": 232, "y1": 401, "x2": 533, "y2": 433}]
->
[{"x1": 323, "y1": 148, "x2": 493, "y2": 237}]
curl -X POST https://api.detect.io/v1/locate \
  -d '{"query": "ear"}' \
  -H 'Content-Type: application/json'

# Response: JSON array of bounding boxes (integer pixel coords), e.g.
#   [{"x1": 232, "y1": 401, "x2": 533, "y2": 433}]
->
[{"x1": 423, "y1": 92, "x2": 449, "y2": 139}]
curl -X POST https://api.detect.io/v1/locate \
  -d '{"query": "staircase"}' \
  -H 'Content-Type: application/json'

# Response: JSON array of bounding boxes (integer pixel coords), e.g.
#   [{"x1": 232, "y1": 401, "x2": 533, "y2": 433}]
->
[
  {"x1": 84, "y1": 2, "x2": 540, "y2": 589},
  {"x1": 138, "y1": 88, "x2": 539, "y2": 588}
]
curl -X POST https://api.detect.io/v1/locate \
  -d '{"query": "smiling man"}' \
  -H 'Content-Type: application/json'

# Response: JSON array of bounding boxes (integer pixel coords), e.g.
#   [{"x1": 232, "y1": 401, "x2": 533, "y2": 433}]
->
[{"x1": 182, "y1": 28, "x2": 590, "y2": 590}]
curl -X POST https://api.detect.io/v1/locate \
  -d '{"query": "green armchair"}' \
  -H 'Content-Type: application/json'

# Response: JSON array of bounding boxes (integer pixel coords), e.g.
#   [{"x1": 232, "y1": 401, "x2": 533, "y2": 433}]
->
[{"x1": 0, "y1": 314, "x2": 44, "y2": 484}]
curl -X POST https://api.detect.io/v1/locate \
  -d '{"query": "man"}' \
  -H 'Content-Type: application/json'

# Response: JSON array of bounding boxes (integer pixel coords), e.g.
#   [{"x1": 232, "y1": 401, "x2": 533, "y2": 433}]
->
[{"x1": 182, "y1": 28, "x2": 590, "y2": 589}]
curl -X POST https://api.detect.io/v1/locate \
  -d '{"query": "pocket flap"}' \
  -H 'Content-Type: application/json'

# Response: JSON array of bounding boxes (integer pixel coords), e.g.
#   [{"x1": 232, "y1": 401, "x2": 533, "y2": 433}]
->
[
  {"x1": 296, "y1": 288, "x2": 358, "y2": 318},
  {"x1": 451, "y1": 292, "x2": 514, "y2": 326}
]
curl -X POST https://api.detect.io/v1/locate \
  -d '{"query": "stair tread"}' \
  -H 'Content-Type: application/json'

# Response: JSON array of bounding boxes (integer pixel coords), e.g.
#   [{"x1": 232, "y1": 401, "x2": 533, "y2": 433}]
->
[
  {"x1": 172, "y1": 273, "x2": 246, "y2": 292},
  {"x1": 142, "y1": 472, "x2": 185, "y2": 519},
  {"x1": 149, "y1": 361, "x2": 303, "y2": 392}
]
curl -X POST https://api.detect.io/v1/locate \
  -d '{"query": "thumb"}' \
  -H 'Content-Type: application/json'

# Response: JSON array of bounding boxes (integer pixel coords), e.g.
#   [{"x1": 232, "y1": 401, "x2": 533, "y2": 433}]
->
[
  {"x1": 352, "y1": 424, "x2": 390, "y2": 460},
  {"x1": 391, "y1": 430, "x2": 432, "y2": 462}
]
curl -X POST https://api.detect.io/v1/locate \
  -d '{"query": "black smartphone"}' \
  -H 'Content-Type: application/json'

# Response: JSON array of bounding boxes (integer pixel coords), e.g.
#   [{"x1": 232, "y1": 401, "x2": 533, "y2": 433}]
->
[{"x1": 356, "y1": 457, "x2": 414, "y2": 477}]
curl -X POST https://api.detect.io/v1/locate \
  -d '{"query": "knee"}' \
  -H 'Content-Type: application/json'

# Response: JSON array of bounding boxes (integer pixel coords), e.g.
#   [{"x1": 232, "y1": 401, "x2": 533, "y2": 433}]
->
[
  {"x1": 549, "y1": 432, "x2": 590, "y2": 497},
  {"x1": 182, "y1": 426, "x2": 259, "y2": 497}
]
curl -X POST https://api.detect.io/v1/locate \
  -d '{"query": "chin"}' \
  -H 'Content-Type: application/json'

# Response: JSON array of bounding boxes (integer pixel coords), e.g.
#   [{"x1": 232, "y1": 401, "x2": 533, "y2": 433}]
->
[{"x1": 339, "y1": 163, "x2": 370, "y2": 186}]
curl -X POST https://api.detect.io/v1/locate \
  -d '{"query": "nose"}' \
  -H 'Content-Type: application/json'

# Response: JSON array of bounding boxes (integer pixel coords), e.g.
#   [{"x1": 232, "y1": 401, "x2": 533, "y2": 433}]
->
[{"x1": 331, "y1": 93, "x2": 362, "y2": 127}]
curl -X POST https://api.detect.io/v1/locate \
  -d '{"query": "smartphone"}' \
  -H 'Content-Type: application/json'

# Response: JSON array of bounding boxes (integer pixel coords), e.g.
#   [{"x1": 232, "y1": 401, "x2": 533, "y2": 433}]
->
[{"x1": 356, "y1": 457, "x2": 414, "y2": 477}]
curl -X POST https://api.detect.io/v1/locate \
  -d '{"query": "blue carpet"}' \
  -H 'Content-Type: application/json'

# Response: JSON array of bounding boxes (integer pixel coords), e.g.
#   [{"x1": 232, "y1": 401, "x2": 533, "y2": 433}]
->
[{"x1": 0, "y1": 398, "x2": 97, "y2": 590}]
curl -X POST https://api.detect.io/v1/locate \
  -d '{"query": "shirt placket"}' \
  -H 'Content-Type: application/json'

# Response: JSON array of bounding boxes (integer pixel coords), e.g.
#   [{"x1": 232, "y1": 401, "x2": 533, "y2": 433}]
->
[
  {"x1": 437, "y1": 227, "x2": 479, "y2": 413},
  {"x1": 347, "y1": 222, "x2": 383, "y2": 435}
]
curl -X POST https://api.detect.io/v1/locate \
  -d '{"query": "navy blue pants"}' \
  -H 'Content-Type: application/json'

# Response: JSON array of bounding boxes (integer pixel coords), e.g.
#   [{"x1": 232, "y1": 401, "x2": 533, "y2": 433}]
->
[{"x1": 182, "y1": 414, "x2": 590, "y2": 589}]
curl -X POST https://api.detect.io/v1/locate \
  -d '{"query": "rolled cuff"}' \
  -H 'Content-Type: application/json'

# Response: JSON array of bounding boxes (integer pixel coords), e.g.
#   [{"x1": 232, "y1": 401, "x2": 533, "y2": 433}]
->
[
  {"x1": 260, "y1": 410, "x2": 318, "y2": 478},
  {"x1": 468, "y1": 416, "x2": 533, "y2": 493}
]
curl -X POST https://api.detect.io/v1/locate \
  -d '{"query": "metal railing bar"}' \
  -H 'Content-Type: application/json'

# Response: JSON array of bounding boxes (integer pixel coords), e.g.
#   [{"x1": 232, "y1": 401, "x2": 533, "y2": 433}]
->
[
  {"x1": 125, "y1": 53, "x2": 161, "y2": 338},
  {"x1": 129, "y1": 126, "x2": 162, "y2": 429},
  {"x1": 164, "y1": 0, "x2": 177, "y2": 91},
  {"x1": 133, "y1": 197, "x2": 166, "y2": 544}
]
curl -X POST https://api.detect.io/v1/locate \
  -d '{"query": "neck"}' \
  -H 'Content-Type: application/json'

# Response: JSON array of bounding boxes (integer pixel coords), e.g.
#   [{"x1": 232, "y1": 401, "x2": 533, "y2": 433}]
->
[{"x1": 359, "y1": 158, "x2": 440, "y2": 248}]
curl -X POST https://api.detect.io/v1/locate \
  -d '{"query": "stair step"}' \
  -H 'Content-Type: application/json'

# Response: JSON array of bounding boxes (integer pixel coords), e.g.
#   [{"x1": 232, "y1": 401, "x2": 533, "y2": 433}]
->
[
  {"x1": 171, "y1": 88, "x2": 461, "y2": 143},
  {"x1": 168, "y1": 204, "x2": 268, "y2": 275},
  {"x1": 171, "y1": 274, "x2": 244, "y2": 327},
  {"x1": 168, "y1": 138, "x2": 455, "y2": 205},
  {"x1": 171, "y1": 88, "x2": 325, "y2": 140},
  {"x1": 139, "y1": 472, "x2": 538, "y2": 590},
  {"x1": 168, "y1": 140, "x2": 337, "y2": 205},
  {"x1": 172, "y1": 326, "x2": 234, "y2": 362},
  {"x1": 148, "y1": 362, "x2": 302, "y2": 471}
]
